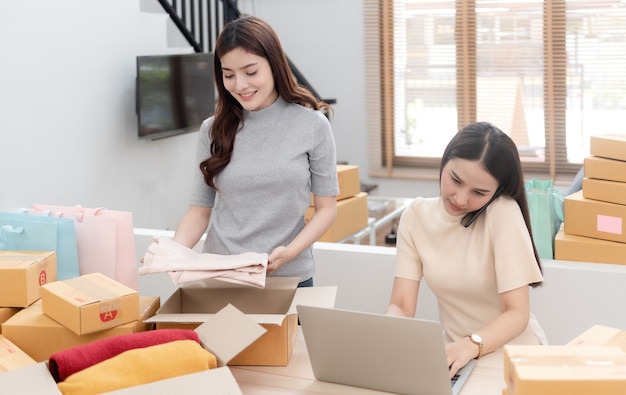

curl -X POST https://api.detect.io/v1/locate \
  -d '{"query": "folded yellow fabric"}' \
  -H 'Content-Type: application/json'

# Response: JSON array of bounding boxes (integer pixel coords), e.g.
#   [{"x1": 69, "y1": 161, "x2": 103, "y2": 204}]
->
[{"x1": 57, "y1": 340, "x2": 217, "y2": 395}]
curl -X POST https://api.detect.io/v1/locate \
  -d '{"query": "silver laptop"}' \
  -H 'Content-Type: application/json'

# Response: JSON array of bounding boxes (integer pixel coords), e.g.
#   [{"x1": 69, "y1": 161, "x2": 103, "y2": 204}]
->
[{"x1": 297, "y1": 305, "x2": 476, "y2": 395}]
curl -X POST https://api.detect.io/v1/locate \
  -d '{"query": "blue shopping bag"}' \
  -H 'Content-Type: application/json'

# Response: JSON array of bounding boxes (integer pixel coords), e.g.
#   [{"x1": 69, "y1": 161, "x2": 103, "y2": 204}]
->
[{"x1": 0, "y1": 212, "x2": 80, "y2": 280}]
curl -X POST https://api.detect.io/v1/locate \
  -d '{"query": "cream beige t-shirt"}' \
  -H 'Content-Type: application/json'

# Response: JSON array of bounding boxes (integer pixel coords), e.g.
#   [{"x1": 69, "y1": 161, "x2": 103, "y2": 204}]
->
[{"x1": 395, "y1": 196, "x2": 547, "y2": 345}]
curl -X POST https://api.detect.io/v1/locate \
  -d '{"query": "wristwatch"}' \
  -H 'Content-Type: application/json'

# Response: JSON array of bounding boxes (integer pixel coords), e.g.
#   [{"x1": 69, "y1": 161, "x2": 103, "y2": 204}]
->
[{"x1": 467, "y1": 333, "x2": 484, "y2": 359}]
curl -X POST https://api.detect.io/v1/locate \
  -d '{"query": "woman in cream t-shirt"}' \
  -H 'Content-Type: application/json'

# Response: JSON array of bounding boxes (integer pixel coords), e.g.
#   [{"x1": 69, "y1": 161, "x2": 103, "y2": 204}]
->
[{"x1": 386, "y1": 122, "x2": 547, "y2": 378}]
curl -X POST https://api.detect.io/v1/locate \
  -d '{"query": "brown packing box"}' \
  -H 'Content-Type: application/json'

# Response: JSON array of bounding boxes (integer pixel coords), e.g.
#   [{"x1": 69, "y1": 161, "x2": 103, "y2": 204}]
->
[
  {"x1": 0, "y1": 251, "x2": 57, "y2": 308},
  {"x1": 306, "y1": 192, "x2": 369, "y2": 242},
  {"x1": 585, "y1": 155, "x2": 626, "y2": 183},
  {"x1": 41, "y1": 272, "x2": 140, "y2": 335},
  {"x1": 582, "y1": 177, "x2": 626, "y2": 206},
  {"x1": 503, "y1": 344, "x2": 626, "y2": 395},
  {"x1": 1, "y1": 296, "x2": 159, "y2": 362},
  {"x1": 0, "y1": 304, "x2": 260, "y2": 395},
  {"x1": 564, "y1": 190, "x2": 626, "y2": 244},
  {"x1": 0, "y1": 334, "x2": 37, "y2": 373},
  {"x1": 567, "y1": 325, "x2": 626, "y2": 352},
  {"x1": 0, "y1": 307, "x2": 21, "y2": 333},
  {"x1": 590, "y1": 134, "x2": 626, "y2": 162},
  {"x1": 555, "y1": 226, "x2": 626, "y2": 265},
  {"x1": 146, "y1": 277, "x2": 337, "y2": 366},
  {"x1": 310, "y1": 164, "x2": 361, "y2": 205}
]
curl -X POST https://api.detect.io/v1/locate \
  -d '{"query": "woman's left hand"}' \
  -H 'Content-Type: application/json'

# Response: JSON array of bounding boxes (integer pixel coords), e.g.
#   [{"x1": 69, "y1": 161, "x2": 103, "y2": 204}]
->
[
  {"x1": 267, "y1": 246, "x2": 292, "y2": 274},
  {"x1": 445, "y1": 336, "x2": 479, "y2": 378}
]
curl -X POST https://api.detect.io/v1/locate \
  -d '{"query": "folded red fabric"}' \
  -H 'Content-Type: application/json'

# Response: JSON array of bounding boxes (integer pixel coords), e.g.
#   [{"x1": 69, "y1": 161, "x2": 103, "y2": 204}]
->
[{"x1": 48, "y1": 328, "x2": 200, "y2": 382}]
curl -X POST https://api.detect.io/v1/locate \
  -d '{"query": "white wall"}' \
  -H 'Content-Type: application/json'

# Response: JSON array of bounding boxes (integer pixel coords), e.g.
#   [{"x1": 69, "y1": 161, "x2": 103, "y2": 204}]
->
[{"x1": 0, "y1": 0, "x2": 436, "y2": 233}]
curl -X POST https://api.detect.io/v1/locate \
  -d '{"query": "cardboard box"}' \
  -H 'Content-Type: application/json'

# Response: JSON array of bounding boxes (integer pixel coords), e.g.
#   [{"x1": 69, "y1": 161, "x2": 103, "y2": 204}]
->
[
  {"x1": 0, "y1": 363, "x2": 62, "y2": 394},
  {"x1": 504, "y1": 344, "x2": 626, "y2": 395},
  {"x1": 555, "y1": 226, "x2": 626, "y2": 265},
  {"x1": 590, "y1": 134, "x2": 626, "y2": 162},
  {"x1": 306, "y1": 192, "x2": 369, "y2": 242},
  {"x1": 0, "y1": 304, "x2": 260, "y2": 394},
  {"x1": 310, "y1": 165, "x2": 361, "y2": 205},
  {"x1": 2, "y1": 296, "x2": 159, "y2": 362},
  {"x1": 0, "y1": 362, "x2": 243, "y2": 395},
  {"x1": 0, "y1": 307, "x2": 20, "y2": 333},
  {"x1": 583, "y1": 177, "x2": 626, "y2": 206},
  {"x1": 104, "y1": 367, "x2": 243, "y2": 394},
  {"x1": 585, "y1": 156, "x2": 626, "y2": 183},
  {"x1": 0, "y1": 251, "x2": 57, "y2": 308},
  {"x1": 41, "y1": 272, "x2": 140, "y2": 335},
  {"x1": 0, "y1": 335, "x2": 37, "y2": 372},
  {"x1": 564, "y1": 190, "x2": 626, "y2": 244},
  {"x1": 146, "y1": 277, "x2": 337, "y2": 366},
  {"x1": 567, "y1": 325, "x2": 626, "y2": 353}
]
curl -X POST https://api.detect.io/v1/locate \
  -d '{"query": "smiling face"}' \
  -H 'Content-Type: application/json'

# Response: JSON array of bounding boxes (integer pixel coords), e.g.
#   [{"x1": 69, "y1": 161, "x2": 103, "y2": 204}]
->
[
  {"x1": 440, "y1": 158, "x2": 499, "y2": 217},
  {"x1": 220, "y1": 48, "x2": 278, "y2": 111}
]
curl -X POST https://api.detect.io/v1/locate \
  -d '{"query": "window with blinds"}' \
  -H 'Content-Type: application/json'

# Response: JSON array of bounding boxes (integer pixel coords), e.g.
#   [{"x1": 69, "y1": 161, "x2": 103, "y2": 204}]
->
[{"x1": 365, "y1": 0, "x2": 626, "y2": 180}]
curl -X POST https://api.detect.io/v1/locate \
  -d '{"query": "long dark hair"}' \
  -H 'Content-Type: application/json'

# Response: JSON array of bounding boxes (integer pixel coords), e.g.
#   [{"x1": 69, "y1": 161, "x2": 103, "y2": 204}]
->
[
  {"x1": 440, "y1": 122, "x2": 543, "y2": 286},
  {"x1": 200, "y1": 15, "x2": 331, "y2": 190}
]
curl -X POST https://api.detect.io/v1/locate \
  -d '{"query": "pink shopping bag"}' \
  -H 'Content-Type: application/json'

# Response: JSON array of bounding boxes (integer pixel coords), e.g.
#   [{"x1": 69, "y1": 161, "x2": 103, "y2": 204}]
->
[{"x1": 31, "y1": 204, "x2": 138, "y2": 289}]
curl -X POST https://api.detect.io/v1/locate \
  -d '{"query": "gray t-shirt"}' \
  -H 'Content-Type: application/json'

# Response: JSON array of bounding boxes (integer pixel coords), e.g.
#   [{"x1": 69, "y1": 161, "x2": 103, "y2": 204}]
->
[{"x1": 189, "y1": 96, "x2": 339, "y2": 281}]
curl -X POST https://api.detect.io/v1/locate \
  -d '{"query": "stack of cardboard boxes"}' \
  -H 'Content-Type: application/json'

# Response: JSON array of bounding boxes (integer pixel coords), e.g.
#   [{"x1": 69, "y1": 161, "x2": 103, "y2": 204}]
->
[
  {"x1": 555, "y1": 134, "x2": 626, "y2": 265},
  {"x1": 305, "y1": 164, "x2": 369, "y2": 242},
  {"x1": 0, "y1": 259, "x2": 159, "y2": 367}
]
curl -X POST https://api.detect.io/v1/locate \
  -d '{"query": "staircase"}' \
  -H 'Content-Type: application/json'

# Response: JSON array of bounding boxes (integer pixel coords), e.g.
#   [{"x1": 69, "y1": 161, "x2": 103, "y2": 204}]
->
[{"x1": 150, "y1": 0, "x2": 334, "y2": 104}]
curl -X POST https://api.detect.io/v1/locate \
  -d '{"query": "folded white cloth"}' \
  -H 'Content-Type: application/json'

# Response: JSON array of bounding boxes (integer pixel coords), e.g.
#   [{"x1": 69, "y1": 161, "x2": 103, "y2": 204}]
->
[{"x1": 139, "y1": 237, "x2": 268, "y2": 288}]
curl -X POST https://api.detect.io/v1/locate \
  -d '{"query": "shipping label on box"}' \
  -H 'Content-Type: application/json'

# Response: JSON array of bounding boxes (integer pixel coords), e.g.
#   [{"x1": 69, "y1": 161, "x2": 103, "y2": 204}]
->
[
  {"x1": 582, "y1": 177, "x2": 626, "y2": 206},
  {"x1": 590, "y1": 134, "x2": 626, "y2": 162},
  {"x1": 41, "y1": 272, "x2": 140, "y2": 335},
  {"x1": 585, "y1": 156, "x2": 626, "y2": 183},
  {"x1": 306, "y1": 192, "x2": 369, "y2": 242},
  {"x1": 555, "y1": 226, "x2": 626, "y2": 265},
  {"x1": 504, "y1": 345, "x2": 626, "y2": 395},
  {"x1": 0, "y1": 335, "x2": 37, "y2": 373},
  {"x1": 0, "y1": 251, "x2": 57, "y2": 308},
  {"x1": 146, "y1": 277, "x2": 337, "y2": 366},
  {"x1": 2, "y1": 296, "x2": 159, "y2": 362},
  {"x1": 564, "y1": 191, "x2": 626, "y2": 244}
]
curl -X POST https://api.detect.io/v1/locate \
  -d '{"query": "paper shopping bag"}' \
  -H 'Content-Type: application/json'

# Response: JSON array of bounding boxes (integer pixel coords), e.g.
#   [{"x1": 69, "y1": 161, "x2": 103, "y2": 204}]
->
[
  {"x1": 31, "y1": 204, "x2": 138, "y2": 289},
  {"x1": 0, "y1": 211, "x2": 80, "y2": 280},
  {"x1": 525, "y1": 179, "x2": 564, "y2": 259}
]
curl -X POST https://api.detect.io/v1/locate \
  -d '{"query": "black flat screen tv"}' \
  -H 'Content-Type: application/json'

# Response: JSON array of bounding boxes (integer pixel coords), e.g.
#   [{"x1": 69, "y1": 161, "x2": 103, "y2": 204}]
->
[{"x1": 136, "y1": 52, "x2": 215, "y2": 140}]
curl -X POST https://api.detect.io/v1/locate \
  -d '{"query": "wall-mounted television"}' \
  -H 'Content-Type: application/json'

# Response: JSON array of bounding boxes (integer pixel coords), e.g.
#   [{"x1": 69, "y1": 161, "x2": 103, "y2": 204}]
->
[{"x1": 136, "y1": 52, "x2": 215, "y2": 140}]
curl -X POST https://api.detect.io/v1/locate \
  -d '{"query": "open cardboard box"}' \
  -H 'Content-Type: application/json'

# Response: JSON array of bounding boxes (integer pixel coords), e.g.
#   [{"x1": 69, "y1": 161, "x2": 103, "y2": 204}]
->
[
  {"x1": 0, "y1": 302, "x2": 277, "y2": 394},
  {"x1": 2, "y1": 296, "x2": 159, "y2": 362},
  {"x1": 146, "y1": 276, "x2": 337, "y2": 366}
]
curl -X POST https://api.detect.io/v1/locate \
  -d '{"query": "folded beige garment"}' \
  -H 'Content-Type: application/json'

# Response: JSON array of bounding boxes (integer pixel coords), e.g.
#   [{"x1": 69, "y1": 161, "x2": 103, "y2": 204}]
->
[
  {"x1": 57, "y1": 340, "x2": 217, "y2": 395},
  {"x1": 140, "y1": 236, "x2": 268, "y2": 288}
]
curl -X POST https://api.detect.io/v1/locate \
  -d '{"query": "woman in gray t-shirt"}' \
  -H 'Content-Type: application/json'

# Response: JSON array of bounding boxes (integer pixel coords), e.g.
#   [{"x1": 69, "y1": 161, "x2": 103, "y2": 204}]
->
[{"x1": 172, "y1": 16, "x2": 339, "y2": 286}]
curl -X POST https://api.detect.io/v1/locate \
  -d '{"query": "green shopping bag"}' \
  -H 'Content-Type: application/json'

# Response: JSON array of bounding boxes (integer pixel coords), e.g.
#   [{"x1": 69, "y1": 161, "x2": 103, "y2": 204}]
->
[
  {"x1": 524, "y1": 179, "x2": 564, "y2": 259},
  {"x1": 0, "y1": 211, "x2": 80, "y2": 280}
]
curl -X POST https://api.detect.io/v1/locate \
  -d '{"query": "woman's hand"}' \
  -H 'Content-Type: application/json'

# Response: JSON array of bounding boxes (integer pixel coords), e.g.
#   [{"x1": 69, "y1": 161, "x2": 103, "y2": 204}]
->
[
  {"x1": 445, "y1": 336, "x2": 479, "y2": 378},
  {"x1": 267, "y1": 245, "x2": 294, "y2": 274}
]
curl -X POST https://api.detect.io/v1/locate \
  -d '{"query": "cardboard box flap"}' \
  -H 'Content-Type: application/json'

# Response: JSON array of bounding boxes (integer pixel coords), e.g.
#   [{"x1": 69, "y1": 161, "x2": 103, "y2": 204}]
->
[
  {"x1": 48, "y1": 273, "x2": 137, "y2": 307},
  {"x1": 0, "y1": 362, "x2": 61, "y2": 394},
  {"x1": 103, "y1": 367, "x2": 242, "y2": 395},
  {"x1": 195, "y1": 304, "x2": 266, "y2": 366},
  {"x1": 288, "y1": 285, "x2": 337, "y2": 315}
]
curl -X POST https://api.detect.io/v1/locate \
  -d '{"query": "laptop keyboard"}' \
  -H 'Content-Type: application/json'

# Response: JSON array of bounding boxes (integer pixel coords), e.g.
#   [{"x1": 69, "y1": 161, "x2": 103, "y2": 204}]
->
[{"x1": 450, "y1": 372, "x2": 460, "y2": 387}]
